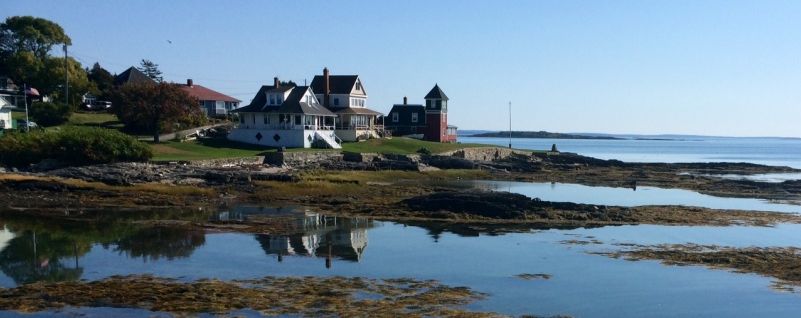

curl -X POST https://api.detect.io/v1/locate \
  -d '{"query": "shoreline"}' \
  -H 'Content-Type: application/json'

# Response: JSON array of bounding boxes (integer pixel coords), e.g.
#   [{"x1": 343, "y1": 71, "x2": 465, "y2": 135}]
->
[{"x1": 1, "y1": 148, "x2": 800, "y2": 232}]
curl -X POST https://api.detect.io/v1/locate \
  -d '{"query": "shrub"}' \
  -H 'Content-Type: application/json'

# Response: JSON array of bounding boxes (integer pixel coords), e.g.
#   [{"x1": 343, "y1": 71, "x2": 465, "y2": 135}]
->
[
  {"x1": 416, "y1": 147, "x2": 432, "y2": 155},
  {"x1": 29, "y1": 101, "x2": 72, "y2": 126},
  {"x1": 0, "y1": 126, "x2": 152, "y2": 167}
]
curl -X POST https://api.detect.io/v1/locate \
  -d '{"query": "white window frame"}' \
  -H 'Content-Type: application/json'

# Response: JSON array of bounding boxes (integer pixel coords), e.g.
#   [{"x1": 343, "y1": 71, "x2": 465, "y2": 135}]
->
[
  {"x1": 392, "y1": 113, "x2": 399, "y2": 122},
  {"x1": 411, "y1": 112, "x2": 418, "y2": 123}
]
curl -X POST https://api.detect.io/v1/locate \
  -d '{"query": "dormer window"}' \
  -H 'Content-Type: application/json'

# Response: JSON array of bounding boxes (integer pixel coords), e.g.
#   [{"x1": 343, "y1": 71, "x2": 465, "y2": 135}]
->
[
  {"x1": 269, "y1": 95, "x2": 275, "y2": 105},
  {"x1": 334, "y1": 98, "x2": 339, "y2": 106}
]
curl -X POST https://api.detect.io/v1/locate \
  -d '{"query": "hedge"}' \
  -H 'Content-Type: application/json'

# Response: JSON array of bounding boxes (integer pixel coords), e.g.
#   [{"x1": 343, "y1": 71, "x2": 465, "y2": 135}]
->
[{"x1": 0, "y1": 126, "x2": 152, "y2": 167}]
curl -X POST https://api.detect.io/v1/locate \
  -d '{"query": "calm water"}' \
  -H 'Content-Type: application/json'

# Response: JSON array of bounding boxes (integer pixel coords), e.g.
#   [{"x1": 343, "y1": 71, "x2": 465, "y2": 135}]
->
[
  {"x1": 473, "y1": 180, "x2": 801, "y2": 213},
  {"x1": 460, "y1": 136, "x2": 801, "y2": 169},
  {"x1": 2, "y1": 210, "x2": 801, "y2": 317}
]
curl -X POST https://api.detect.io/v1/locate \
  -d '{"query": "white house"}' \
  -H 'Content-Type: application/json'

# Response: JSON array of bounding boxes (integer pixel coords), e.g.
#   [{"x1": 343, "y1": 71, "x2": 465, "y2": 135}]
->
[
  {"x1": 0, "y1": 96, "x2": 13, "y2": 130},
  {"x1": 310, "y1": 68, "x2": 383, "y2": 141},
  {"x1": 229, "y1": 78, "x2": 341, "y2": 149}
]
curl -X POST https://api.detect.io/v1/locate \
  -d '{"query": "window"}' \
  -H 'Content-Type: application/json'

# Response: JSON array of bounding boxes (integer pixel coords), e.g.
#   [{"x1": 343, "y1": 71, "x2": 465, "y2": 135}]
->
[
  {"x1": 411, "y1": 112, "x2": 418, "y2": 123},
  {"x1": 252, "y1": 114, "x2": 256, "y2": 124},
  {"x1": 334, "y1": 98, "x2": 339, "y2": 106},
  {"x1": 392, "y1": 113, "x2": 399, "y2": 122},
  {"x1": 294, "y1": 115, "x2": 301, "y2": 125},
  {"x1": 269, "y1": 95, "x2": 275, "y2": 105},
  {"x1": 240, "y1": 115, "x2": 245, "y2": 124},
  {"x1": 277, "y1": 95, "x2": 283, "y2": 104},
  {"x1": 436, "y1": 100, "x2": 442, "y2": 108},
  {"x1": 356, "y1": 82, "x2": 362, "y2": 91},
  {"x1": 426, "y1": 100, "x2": 432, "y2": 108},
  {"x1": 263, "y1": 115, "x2": 269, "y2": 124}
]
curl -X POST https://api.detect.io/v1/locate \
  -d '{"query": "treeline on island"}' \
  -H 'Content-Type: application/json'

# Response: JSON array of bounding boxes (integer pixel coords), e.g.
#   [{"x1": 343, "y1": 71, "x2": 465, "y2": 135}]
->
[{"x1": 470, "y1": 131, "x2": 621, "y2": 140}]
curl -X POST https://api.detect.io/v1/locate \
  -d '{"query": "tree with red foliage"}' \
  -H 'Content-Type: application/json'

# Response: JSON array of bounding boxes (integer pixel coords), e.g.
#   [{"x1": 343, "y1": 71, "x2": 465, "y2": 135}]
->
[{"x1": 110, "y1": 82, "x2": 206, "y2": 143}]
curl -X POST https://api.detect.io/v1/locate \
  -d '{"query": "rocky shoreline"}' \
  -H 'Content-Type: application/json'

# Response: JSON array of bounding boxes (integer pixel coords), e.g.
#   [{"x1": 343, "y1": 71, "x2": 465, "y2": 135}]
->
[{"x1": 1, "y1": 147, "x2": 800, "y2": 231}]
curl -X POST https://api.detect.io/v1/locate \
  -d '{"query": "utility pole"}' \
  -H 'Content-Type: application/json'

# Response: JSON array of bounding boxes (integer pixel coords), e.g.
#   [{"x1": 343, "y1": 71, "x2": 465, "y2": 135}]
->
[
  {"x1": 63, "y1": 44, "x2": 69, "y2": 107},
  {"x1": 508, "y1": 101, "x2": 512, "y2": 149}
]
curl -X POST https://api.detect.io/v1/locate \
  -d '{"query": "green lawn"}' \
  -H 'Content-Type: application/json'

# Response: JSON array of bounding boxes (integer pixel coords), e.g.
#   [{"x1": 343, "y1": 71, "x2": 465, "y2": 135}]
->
[
  {"x1": 12, "y1": 110, "x2": 122, "y2": 129},
  {"x1": 341, "y1": 137, "x2": 487, "y2": 154},
  {"x1": 150, "y1": 139, "x2": 274, "y2": 161}
]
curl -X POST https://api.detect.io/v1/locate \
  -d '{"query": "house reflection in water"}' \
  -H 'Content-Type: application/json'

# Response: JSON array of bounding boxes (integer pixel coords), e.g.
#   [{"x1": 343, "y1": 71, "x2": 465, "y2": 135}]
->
[{"x1": 253, "y1": 214, "x2": 372, "y2": 268}]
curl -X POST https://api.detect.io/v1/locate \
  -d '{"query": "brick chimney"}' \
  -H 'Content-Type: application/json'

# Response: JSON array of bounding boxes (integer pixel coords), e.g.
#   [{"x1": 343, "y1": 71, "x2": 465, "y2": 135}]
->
[
  {"x1": 274, "y1": 77, "x2": 279, "y2": 88},
  {"x1": 323, "y1": 67, "x2": 330, "y2": 107},
  {"x1": 186, "y1": 79, "x2": 193, "y2": 87},
  {"x1": 403, "y1": 96, "x2": 407, "y2": 105}
]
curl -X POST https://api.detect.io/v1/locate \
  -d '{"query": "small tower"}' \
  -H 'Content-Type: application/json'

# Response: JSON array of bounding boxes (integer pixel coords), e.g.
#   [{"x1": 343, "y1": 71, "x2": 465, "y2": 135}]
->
[{"x1": 423, "y1": 84, "x2": 451, "y2": 142}]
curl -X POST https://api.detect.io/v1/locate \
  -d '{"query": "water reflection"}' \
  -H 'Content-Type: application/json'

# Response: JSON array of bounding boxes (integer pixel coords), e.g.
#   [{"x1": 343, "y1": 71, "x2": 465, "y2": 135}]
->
[
  {"x1": 0, "y1": 217, "x2": 206, "y2": 284},
  {"x1": 255, "y1": 214, "x2": 373, "y2": 267}
]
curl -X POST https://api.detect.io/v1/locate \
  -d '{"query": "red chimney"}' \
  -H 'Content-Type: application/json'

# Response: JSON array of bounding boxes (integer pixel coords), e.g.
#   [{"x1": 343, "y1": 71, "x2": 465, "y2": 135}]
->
[
  {"x1": 274, "y1": 77, "x2": 279, "y2": 88},
  {"x1": 187, "y1": 79, "x2": 193, "y2": 87},
  {"x1": 403, "y1": 96, "x2": 407, "y2": 105},
  {"x1": 323, "y1": 67, "x2": 330, "y2": 107}
]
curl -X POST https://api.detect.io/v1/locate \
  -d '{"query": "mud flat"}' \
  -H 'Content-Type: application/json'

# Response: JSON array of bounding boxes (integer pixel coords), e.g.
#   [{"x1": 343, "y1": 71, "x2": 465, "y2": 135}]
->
[
  {"x1": 597, "y1": 244, "x2": 801, "y2": 292},
  {"x1": 0, "y1": 275, "x2": 495, "y2": 317}
]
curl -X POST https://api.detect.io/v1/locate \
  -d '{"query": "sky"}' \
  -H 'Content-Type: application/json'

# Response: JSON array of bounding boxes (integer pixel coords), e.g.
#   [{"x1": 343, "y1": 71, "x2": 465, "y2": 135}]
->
[{"x1": 3, "y1": 0, "x2": 800, "y2": 137}]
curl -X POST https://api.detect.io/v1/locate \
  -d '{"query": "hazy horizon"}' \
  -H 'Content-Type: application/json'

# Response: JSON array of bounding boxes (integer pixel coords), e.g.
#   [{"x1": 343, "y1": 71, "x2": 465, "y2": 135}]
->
[{"x1": 3, "y1": 0, "x2": 800, "y2": 138}]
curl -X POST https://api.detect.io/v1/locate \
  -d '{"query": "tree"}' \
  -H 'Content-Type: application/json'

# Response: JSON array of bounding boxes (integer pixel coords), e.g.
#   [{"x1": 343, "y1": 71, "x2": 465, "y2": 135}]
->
[
  {"x1": 87, "y1": 62, "x2": 114, "y2": 99},
  {"x1": 109, "y1": 82, "x2": 206, "y2": 142},
  {"x1": 0, "y1": 16, "x2": 89, "y2": 109},
  {"x1": 137, "y1": 59, "x2": 163, "y2": 82},
  {"x1": 0, "y1": 16, "x2": 71, "y2": 61}
]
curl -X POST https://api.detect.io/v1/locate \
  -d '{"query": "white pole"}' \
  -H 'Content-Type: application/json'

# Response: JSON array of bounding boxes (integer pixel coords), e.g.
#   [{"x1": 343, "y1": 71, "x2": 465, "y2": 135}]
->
[
  {"x1": 23, "y1": 83, "x2": 30, "y2": 132},
  {"x1": 508, "y1": 101, "x2": 512, "y2": 148}
]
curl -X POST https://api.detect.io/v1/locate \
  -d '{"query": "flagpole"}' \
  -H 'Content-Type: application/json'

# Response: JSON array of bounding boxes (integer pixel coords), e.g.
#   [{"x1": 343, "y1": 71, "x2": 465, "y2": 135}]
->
[
  {"x1": 23, "y1": 83, "x2": 30, "y2": 132},
  {"x1": 508, "y1": 101, "x2": 512, "y2": 149}
]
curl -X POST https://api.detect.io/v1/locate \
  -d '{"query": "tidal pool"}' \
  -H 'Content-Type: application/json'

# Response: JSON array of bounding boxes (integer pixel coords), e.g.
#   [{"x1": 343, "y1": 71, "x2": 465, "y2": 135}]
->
[
  {"x1": 1, "y1": 211, "x2": 801, "y2": 317},
  {"x1": 472, "y1": 180, "x2": 801, "y2": 213}
]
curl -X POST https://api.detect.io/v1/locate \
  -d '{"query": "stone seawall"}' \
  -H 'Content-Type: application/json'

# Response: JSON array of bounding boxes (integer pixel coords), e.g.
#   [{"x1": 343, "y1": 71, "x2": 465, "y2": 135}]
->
[
  {"x1": 441, "y1": 147, "x2": 530, "y2": 161},
  {"x1": 264, "y1": 151, "x2": 343, "y2": 166},
  {"x1": 184, "y1": 156, "x2": 266, "y2": 167}
]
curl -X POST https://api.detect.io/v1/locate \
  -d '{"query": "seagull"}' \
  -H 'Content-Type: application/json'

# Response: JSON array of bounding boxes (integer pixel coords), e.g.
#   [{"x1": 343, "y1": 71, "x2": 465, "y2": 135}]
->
[{"x1": 167, "y1": 40, "x2": 172, "y2": 44}]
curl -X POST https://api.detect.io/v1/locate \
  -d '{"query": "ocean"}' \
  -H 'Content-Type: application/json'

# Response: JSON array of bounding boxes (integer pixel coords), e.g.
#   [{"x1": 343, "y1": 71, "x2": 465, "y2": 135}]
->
[{"x1": 459, "y1": 136, "x2": 801, "y2": 169}]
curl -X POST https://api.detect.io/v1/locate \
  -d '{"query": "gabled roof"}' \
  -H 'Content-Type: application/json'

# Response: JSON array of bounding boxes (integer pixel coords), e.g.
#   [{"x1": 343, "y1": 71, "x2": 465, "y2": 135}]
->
[
  {"x1": 277, "y1": 86, "x2": 335, "y2": 116},
  {"x1": 424, "y1": 84, "x2": 448, "y2": 101},
  {"x1": 310, "y1": 75, "x2": 359, "y2": 95},
  {"x1": 238, "y1": 84, "x2": 293, "y2": 111},
  {"x1": 234, "y1": 86, "x2": 334, "y2": 116},
  {"x1": 179, "y1": 84, "x2": 240, "y2": 103},
  {"x1": 114, "y1": 67, "x2": 155, "y2": 86}
]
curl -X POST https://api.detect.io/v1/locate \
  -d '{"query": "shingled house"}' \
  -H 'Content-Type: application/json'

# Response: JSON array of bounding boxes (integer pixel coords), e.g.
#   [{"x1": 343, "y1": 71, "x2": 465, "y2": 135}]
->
[
  {"x1": 310, "y1": 68, "x2": 383, "y2": 141},
  {"x1": 229, "y1": 78, "x2": 340, "y2": 149},
  {"x1": 385, "y1": 84, "x2": 457, "y2": 142}
]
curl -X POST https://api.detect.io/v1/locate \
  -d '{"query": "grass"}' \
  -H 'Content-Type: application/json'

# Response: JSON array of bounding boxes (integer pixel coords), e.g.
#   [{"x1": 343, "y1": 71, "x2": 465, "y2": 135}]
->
[
  {"x1": 12, "y1": 110, "x2": 122, "y2": 130},
  {"x1": 0, "y1": 173, "x2": 213, "y2": 196},
  {"x1": 150, "y1": 138, "x2": 272, "y2": 161},
  {"x1": 341, "y1": 137, "x2": 486, "y2": 155}
]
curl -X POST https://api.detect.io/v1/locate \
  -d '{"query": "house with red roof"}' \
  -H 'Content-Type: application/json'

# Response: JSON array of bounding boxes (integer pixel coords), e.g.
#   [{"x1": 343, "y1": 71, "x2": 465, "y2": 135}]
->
[{"x1": 179, "y1": 79, "x2": 241, "y2": 117}]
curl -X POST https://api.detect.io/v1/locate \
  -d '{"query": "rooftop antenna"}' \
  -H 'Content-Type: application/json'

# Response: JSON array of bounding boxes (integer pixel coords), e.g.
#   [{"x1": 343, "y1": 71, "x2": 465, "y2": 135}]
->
[{"x1": 508, "y1": 101, "x2": 512, "y2": 149}]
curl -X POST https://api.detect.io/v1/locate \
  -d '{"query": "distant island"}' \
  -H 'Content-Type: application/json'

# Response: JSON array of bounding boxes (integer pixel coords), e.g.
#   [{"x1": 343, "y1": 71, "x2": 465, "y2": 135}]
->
[{"x1": 470, "y1": 131, "x2": 622, "y2": 140}]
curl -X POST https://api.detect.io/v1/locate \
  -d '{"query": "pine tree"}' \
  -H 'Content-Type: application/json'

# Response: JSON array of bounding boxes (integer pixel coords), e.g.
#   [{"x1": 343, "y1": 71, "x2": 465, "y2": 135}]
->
[{"x1": 137, "y1": 59, "x2": 163, "y2": 82}]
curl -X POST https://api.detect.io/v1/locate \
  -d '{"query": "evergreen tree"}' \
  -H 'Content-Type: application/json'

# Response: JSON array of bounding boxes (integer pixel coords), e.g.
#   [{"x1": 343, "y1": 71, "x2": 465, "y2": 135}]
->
[{"x1": 137, "y1": 59, "x2": 163, "y2": 82}]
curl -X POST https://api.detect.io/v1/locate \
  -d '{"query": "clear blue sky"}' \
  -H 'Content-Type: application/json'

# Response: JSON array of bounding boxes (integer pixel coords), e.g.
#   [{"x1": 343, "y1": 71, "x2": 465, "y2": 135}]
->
[{"x1": 4, "y1": 0, "x2": 800, "y2": 137}]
